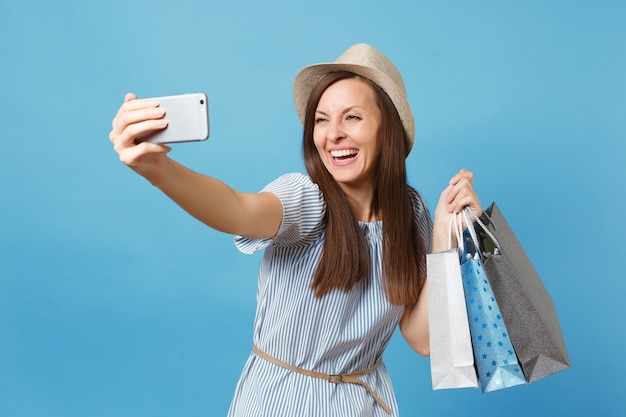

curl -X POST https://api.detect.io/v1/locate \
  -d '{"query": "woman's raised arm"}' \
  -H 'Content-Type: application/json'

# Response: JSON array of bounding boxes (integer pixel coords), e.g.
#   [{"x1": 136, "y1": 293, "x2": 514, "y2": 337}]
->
[{"x1": 109, "y1": 93, "x2": 283, "y2": 239}]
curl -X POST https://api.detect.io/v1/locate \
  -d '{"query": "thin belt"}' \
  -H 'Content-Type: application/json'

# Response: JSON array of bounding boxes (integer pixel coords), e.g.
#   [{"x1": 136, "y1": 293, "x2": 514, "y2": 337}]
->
[{"x1": 252, "y1": 346, "x2": 391, "y2": 414}]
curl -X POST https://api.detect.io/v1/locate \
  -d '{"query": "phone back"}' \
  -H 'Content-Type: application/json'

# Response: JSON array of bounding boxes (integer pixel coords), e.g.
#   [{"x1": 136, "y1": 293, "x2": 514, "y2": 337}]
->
[{"x1": 139, "y1": 93, "x2": 210, "y2": 144}]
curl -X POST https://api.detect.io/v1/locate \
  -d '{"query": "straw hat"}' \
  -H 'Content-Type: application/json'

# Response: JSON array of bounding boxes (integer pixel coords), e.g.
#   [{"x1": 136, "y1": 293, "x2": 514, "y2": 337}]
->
[{"x1": 293, "y1": 43, "x2": 415, "y2": 154}]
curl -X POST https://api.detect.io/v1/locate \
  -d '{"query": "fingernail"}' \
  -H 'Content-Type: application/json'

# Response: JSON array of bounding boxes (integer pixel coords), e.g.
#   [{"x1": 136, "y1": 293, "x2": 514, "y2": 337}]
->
[{"x1": 153, "y1": 107, "x2": 165, "y2": 115}]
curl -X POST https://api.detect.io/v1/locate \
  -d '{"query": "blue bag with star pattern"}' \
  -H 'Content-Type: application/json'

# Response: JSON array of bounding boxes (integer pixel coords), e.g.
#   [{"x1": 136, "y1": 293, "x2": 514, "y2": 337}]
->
[{"x1": 461, "y1": 209, "x2": 527, "y2": 393}]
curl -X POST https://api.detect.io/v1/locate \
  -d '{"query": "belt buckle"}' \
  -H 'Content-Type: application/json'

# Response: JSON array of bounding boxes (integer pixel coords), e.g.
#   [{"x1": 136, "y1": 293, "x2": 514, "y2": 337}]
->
[{"x1": 328, "y1": 374, "x2": 343, "y2": 384}]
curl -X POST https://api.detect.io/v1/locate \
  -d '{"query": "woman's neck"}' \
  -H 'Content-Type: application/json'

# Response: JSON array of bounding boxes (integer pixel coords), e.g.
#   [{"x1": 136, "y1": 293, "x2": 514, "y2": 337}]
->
[{"x1": 342, "y1": 186, "x2": 381, "y2": 222}]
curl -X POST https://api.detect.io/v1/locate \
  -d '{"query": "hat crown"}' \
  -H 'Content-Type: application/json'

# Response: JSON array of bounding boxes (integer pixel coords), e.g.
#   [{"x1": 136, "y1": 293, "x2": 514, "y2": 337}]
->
[{"x1": 335, "y1": 44, "x2": 407, "y2": 96}]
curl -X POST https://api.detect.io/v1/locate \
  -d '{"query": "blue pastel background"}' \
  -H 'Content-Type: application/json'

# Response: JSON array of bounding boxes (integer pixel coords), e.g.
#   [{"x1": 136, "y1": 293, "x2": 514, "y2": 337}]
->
[{"x1": 1, "y1": 1, "x2": 624, "y2": 416}]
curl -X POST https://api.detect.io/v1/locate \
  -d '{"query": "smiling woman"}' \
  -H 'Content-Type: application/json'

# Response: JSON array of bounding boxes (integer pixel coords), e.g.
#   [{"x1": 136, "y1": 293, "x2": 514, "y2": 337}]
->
[{"x1": 108, "y1": 43, "x2": 482, "y2": 416}]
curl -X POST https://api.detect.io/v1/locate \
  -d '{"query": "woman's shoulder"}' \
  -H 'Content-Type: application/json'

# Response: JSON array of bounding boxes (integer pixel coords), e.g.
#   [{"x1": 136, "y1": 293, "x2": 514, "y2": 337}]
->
[
  {"x1": 264, "y1": 172, "x2": 325, "y2": 241},
  {"x1": 407, "y1": 185, "x2": 426, "y2": 210},
  {"x1": 262, "y1": 173, "x2": 323, "y2": 203},
  {"x1": 234, "y1": 173, "x2": 325, "y2": 253},
  {"x1": 408, "y1": 185, "x2": 432, "y2": 224}
]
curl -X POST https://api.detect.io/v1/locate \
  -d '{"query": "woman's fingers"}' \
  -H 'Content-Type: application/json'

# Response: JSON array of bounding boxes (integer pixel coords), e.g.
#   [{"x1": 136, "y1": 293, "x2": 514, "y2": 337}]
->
[
  {"x1": 117, "y1": 141, "x2": 171, "y2": 168},
  {"x1": 447, "y1": 169, "x2": 473, "y2": 195},
  {"x1": 111, "y1": 118, "x2": 168, "y2": 153},
  {"x1": 124, "y1": 92, "x2": 137, "y2": 103},
  {"x1": 111, "y1": 98, "x2": 162, "y2": 134},
  {"x1": 109, "y1": 94, "x2": 168, "y2": 149},
  {"x1": 445, "y1": 169, "x2": 481, "y2": 215}
]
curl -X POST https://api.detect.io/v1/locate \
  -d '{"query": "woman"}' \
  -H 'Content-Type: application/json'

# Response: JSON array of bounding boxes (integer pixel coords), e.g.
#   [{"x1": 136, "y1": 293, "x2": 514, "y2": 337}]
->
[{"x1": 109, "y1": 43, "x2": 481, "y2": 416}]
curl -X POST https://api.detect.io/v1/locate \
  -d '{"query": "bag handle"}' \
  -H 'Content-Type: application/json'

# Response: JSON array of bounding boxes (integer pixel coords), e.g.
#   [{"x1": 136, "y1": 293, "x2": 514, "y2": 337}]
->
[
  {"x1": 462, "y1": 207, "x2": 502, "y2": 259},
  {"x1": 462, "y1": 209, "x2": 480, "y2": 260},
  {"x1": 448, "y1": 212, "x2": 465, "y2": 256}
]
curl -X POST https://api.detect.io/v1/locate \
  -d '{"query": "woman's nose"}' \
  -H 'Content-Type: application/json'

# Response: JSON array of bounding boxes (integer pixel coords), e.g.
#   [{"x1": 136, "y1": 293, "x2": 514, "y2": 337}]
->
[{"x1": 327, "y1": 120, "x2": 346, "y2": 142}]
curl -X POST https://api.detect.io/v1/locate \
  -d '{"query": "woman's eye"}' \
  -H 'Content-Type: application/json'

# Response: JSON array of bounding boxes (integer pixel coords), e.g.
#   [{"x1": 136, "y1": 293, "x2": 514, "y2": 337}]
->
[
  {"x1": 346, "y1": 114, "x2": 361, "y2": 121},
  {"x1": 315, "y1": 117, "x2": 327, "y2": 124}
]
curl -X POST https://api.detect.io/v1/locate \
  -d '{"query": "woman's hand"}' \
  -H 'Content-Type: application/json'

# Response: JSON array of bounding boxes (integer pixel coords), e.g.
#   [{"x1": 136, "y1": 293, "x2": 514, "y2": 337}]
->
[
  {"x1": 432, "y1": 168, "x2": 482, "y2": 252},
  {"x1": 109, "y1": 93, "x2": 172, "y2": 184},
  {"x1": 441, "y1": 168, "x2": 481, "y2": 215}
]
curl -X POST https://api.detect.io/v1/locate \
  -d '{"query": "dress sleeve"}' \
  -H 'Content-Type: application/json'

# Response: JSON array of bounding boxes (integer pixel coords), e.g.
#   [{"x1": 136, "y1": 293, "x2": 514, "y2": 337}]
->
[
  {"x1": 409, "y1": 186, "x2": 433, "y2": 253},
  {"x1": 233, "y1": 173, "x2": 326, "y2": 254}
]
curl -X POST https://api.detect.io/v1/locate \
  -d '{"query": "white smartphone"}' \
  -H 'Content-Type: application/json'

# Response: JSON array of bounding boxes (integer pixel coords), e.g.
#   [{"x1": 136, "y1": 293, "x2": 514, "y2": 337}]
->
[{"x1": 135, "y1": 93, "x2": 210, "y2": 144}]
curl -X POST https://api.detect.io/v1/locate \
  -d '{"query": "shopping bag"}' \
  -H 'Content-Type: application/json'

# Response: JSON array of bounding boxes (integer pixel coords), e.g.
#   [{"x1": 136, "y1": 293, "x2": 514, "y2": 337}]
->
[
  {"x1": 461, "y1": 209, "x2": 526, "y2": 392},
  {"x1": 467, "y1": 203, "x2": 570, "y2": 383},
  {"x1": 427, "y1": 214, "x2": 478, "y2": 389}
]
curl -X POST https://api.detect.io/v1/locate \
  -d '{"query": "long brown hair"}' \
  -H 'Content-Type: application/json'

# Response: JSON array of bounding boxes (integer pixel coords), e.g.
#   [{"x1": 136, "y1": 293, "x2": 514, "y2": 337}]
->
[{"x1": 302, "y1": 71, "x2": 426, "y2": 306}]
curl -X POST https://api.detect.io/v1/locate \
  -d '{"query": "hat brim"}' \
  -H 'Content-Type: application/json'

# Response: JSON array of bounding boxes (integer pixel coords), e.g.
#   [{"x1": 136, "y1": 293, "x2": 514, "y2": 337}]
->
[{"x1": 293, "y1": 62, "x2": 415, "y2": 154}]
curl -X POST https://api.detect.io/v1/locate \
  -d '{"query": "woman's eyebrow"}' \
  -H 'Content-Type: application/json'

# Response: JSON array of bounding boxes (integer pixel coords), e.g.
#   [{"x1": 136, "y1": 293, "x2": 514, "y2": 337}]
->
[{"x1": 315, "y1": 106, "x2": 364, "y2": 115}]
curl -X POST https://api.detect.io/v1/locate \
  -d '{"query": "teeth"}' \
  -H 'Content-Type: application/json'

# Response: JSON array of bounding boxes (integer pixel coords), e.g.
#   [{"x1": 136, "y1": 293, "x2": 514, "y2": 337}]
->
[{"x1": 331, "y1": 149, "x2": 358, "y2": 158}]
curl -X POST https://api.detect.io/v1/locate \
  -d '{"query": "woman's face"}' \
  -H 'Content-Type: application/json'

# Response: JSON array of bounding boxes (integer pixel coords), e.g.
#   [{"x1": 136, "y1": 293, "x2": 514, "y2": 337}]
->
[{"x1": 313, "y1": 77, "x2": 382, "y2": 194}]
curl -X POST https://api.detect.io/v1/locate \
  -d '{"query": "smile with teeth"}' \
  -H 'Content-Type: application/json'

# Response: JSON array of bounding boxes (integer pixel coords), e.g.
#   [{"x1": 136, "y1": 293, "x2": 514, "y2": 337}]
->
[{"x1": 330, "y1": 149, "x2": 359, "y2": 161}]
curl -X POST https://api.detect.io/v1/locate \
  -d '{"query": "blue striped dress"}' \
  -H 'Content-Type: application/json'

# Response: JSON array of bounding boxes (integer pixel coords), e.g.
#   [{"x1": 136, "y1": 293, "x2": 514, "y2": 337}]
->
[{"x1": 228, "y1": 173, "x2": 432, "y2": 416}]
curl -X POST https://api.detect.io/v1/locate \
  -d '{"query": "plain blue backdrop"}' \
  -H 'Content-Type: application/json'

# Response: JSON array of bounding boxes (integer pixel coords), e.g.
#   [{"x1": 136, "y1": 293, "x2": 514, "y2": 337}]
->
[{"x1": 1, "y1": 0, "x2": 624, "y2": 416}]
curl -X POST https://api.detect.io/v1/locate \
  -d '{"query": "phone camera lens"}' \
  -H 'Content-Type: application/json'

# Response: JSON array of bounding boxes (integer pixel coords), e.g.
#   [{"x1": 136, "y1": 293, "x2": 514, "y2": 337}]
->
[{"x1": 200, "y1": 99, "x2": 205, "y2": 105}]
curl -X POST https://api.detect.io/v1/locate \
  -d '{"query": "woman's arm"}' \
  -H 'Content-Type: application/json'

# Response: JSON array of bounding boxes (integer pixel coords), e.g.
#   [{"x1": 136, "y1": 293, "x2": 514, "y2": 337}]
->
[
  {"x1": 400, "y1": 282, "x2": 430, "y2": 355},
  {"x1": 153, "y1": 159, "x2": 283, "y2": 238},
  {"x1": 109, "y1": 93, "x2": 283, "y2": 239},
  {"x1": 399, "y1": 169, "x2": 482, "y2": 356}
]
